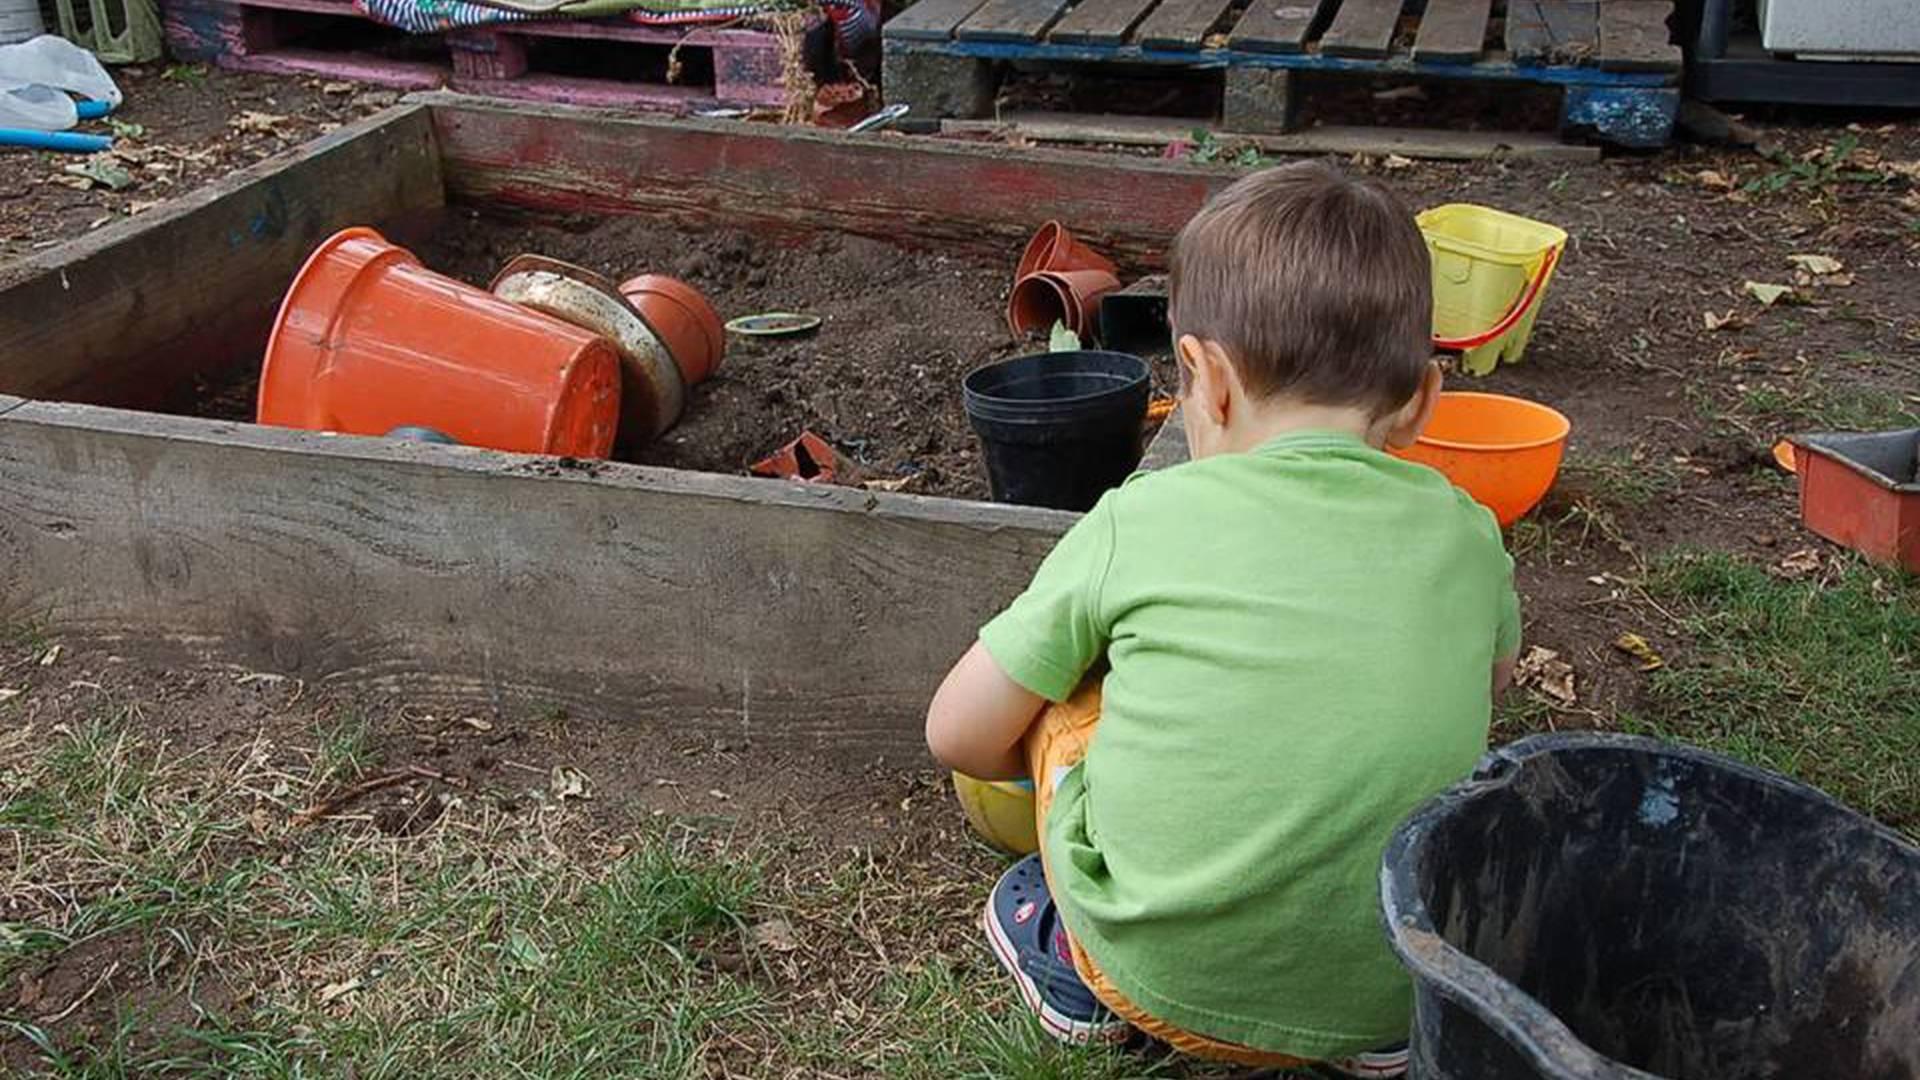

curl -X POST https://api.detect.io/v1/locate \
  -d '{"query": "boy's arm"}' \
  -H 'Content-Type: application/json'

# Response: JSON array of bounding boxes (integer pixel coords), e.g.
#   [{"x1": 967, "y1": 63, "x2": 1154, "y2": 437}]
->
[
  {"x1": 1492, "y1": 651, "x2": 1518, "y2": 696},
  {"x1": 926, "y1": 641, "x2": 1047, "y2": 781}
]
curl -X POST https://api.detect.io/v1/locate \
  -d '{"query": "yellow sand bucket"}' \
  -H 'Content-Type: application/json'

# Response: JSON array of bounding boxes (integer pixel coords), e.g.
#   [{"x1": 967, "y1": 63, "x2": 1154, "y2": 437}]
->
[
  {"x1": 952, "y1": 773, "x2": 1039, "y2": 855},
  {"x1": 1419, "y1": 204, "x2": 1567, "y2": 376}
]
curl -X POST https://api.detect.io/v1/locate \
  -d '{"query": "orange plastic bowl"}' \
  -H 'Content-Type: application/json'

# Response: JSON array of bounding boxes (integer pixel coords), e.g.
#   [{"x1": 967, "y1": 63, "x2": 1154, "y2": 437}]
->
[{"x1": 1392, "y1": 391, "x2": 1571, "y2": 526}]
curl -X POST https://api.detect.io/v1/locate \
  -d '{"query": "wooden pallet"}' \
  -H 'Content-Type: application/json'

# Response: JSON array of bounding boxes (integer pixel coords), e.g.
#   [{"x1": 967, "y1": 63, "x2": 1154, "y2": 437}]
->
[
  {"x1": 163, "y1": 0, "x2": 822, "y2": 111},
  {"x1": 883, "y1": 0, "x2": 1682, "y2": 147}
]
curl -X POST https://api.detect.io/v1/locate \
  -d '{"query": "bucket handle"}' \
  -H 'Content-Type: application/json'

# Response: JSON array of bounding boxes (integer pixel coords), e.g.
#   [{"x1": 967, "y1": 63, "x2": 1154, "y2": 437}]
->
[{"x1": 1431, "y1": 246, "x2": 1560, "y2": 353}]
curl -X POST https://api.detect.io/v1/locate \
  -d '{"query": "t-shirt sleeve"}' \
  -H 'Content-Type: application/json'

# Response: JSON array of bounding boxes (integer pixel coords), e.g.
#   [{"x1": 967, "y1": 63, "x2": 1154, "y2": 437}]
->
[{"x1": 977, "y1": 496, "x2": 1117, "y2": 702}]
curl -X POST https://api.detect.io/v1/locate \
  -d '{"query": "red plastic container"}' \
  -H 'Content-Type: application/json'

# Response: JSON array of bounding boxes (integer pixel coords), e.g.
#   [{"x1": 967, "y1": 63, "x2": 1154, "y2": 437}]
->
[
  {"x1": 1792, "y1": 429, "x2": 1920, "y2": 572},
  {"x1": 259, "y1": 228, "x2": 622, "y2": 458}
]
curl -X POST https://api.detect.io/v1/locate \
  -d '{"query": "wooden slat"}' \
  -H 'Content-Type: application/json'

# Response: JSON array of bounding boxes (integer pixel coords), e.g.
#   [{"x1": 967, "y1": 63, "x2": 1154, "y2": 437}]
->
[
  {"x1": 427, "y1": 94, "x2": 1229, "y2": 270},
  {"x1": 955, "y1": 0, "x2": 1074, "y2": 42},
  {"x1": 1132, "y1": 0, "x2": 1236, "y2": 50},
  {"x1": 1319, "y1": 0, "x2": 1404, "y2": 57},
  {"x1": 1598, "y1": 0, "x2": 1681, "y2": 72},
  {"x1": 1504, "y1": 0, "x2": 1598, "y2": 65},
  {"x1": 883, "y1": 0, "x2": 991, "y2": 41},
  {"x1": 1049, "y1": 0, "x2": 1160, "y2": 46},
  {"x1": 1227, "y1": 0, "x2": 1333, "y2": 53},
  {"x1": 940, "y1": 112, "x2": 1603, "y2": 161},
  {"x1": 1411, "y1": 0, "x2": 1492, "y2": 62},
  {"x1": 0, "y1": 402, "x2": 1074, "y2": 761},
  {"x1": 0, "y1": 107, "x2": 444, "y2": 411}
]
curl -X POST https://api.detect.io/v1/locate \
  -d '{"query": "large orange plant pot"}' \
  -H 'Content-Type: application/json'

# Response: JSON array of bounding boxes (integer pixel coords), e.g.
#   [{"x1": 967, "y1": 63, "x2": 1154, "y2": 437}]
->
[{"x1": 258, "y1": 228, "x2": 622, "y2": 458}]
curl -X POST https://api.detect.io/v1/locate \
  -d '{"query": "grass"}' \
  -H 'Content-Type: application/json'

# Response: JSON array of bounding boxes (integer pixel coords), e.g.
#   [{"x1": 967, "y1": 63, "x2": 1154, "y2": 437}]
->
[
  {"x1": 1, "y1": 697, "x2": 1250, "y2": 1079},
  {"x1": 1734, "y1": 381, "x2": 1920, "y2": 433},
  {"x1": 1625, "y1": 551, "x2": 1919, "y2": 835}
]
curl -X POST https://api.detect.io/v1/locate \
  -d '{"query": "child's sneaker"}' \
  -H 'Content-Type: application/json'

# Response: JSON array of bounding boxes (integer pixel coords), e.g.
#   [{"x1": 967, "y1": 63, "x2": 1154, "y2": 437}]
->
[
  {"x1": 983, "y1": 855, "x2": 1130, "y2": 1044},
  {"x1": 1326, "y1": 1043, "x2": 1409, "y2": 1078}
]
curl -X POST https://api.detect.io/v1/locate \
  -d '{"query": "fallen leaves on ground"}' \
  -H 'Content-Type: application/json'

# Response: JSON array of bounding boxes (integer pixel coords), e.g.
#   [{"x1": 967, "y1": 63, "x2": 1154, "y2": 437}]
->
[
  {"x1": 60, "y1": 159, "x2": 134, "y2": 191},
  {"x1": 230, "y1": 110, "x2": 295, "y2": 135},
  {"x1": 1743, "y1": 281, "x2": 1794, "y2": 307},
  {"x1": 1515, "y1": 645, "x2": 1577, "y2": 706},
  {"x1": 749, "y1": 918, "x2": 799, "y2": 953},
  {"x1": 1774, "y1": 547, "x2": 1825, "y2": 580},
  {"x1": 1694, "y1": 169, "x2": 1735, "y2": 191},
  {"x1": 550, "y1": 765, "x2": 591, "y2": 801},
  {"x1": 1703, "y1": 309, "x2": 1739, "y2": 331},
  {"x1": 0, "y1": 688, "x2": 21, "y2": 702},
  {"x1": 1612, "y1": 633, "x2": 1665, "y2": 672},
  {"x1": 1787, "y1": 253, "x2": 1844, "y2": 276}
]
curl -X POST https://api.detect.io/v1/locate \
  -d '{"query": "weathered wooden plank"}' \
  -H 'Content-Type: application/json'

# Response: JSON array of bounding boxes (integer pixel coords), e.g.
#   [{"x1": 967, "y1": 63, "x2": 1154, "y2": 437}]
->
[
  {"x1": 1132, "y1": 0, "x2": 1236, "y2": 50},
  {"x1": 884, "y1": 0, "x2": 992, "y2": 41},
  {"x1": 1227, "y1": 0, "x2": 1333, "y2": 53},
  {"x1": 1320, "y1": 0, "x2": 1404, "y2": 57},
  {"x1": 0, "y1": 395, "x2": 24, "y2": 418},
  {"x1": 1411, "y1": 0, "x2": 1491, "y2": 63},
  {"x1": 1049, "y1": 0, "x2": 1161, "y2": 46},
  {"x1": 940, "y1": 112, "x2": 1602, "y2": 161},
  {"x1": 0, "y1": 402, "x2": 1075, "y2": 760},
  {"x1": 424, "y1": 94, "x2": 1229, "y2": 270},
  {"x1": 1598, "y1": 0, "x2": 1680, "y2": 72},
  {"x1": 1504, "y1": 0, "x2": 1598, "y2": 65},
  {"x1": 0, "y1": 106, "x2": 444, "y2": 412},
  {"x1": 955, "y1": 0, "x2": 1073, "y2": 42}
]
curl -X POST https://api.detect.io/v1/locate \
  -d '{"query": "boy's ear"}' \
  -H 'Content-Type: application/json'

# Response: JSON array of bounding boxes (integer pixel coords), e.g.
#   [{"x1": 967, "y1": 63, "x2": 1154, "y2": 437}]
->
[
  {"x1": 1176, "y1": 334, "x2": 1235, "y2": 429},
  {"x1": 1384, "y1": 360, "x2": 1444, "y2": 450}
]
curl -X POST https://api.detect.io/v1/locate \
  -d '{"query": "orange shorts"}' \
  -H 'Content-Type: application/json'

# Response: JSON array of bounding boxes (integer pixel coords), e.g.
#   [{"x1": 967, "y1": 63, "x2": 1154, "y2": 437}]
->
[{"x1": 1022, "y1": 683, "x2": 1311, "y2": 1070}]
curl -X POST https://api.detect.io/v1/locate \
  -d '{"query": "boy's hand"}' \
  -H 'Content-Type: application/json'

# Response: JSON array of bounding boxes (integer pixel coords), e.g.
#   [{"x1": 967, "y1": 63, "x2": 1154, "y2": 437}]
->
[{"x1": 926, "y1": 641, "x2": 1047, "y2": 781}]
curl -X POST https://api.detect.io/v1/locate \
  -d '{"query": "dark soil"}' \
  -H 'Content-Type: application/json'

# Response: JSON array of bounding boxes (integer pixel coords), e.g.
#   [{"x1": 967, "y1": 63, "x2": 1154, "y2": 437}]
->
[
  {"x1": 1, "y1": 67, "x2": 400, "y2": 269},
  {"x1": 418, "y1": 214, "x2": 1067, "y2": 499}
]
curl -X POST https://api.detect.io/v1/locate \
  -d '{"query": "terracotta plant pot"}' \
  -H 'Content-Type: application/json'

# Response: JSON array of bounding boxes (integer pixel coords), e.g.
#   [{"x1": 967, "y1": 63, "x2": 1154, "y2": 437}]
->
[
  {"x1": 1006, "y1": 268, "x2": 1121, "y2": 339},
  {"x1": 491, "y1": 255, "x2": 687, "y2": 453},
  {"x1": 258, "y1": 228, "x2": 622, "y2": 458},
  {"x1": 618, "y1": 274, "x2": 726, "y2": 387},
  {"x1": 1015, "y1": 221, "x2": 1118, "y2": 280}
]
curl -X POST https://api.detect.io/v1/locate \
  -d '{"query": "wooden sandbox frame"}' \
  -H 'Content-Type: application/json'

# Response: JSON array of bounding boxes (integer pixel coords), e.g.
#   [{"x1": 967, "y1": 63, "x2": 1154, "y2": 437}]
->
[{"x1": 0, "y1": 96, "x2": 1232, "y2": 760}]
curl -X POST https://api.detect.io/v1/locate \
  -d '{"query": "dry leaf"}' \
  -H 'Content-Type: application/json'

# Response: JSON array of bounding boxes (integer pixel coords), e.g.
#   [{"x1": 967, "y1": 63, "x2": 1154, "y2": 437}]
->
[
  {"x1": 1382, "y1": 153, "x2": 1415, "y2": 171},
  {"x1": 1694, "y1": 169, "x2": 1734, "y2": 190},
  {"x1": 1612, "y1": 633, "x2": 1665, "y2": 672},
  {"x1": 1743, "y1": 281, "x2": 1793, "y2": 307},
  {"x1": 317, "y1": 977, "x2": 362, "y2": 1004},
  {"x1": 550, "y1": 765, "x2": 591, "y2": 801},
  {"x1": 1822, "y1": 272, "x2": 1856, "y2": 288},
  {"x1": 1775, "y1": 547, "x2": 1823, "y2": 579},
  {"x1": 63, "y1": 159, "x2": 134, "y2": 191},
  {"x1": 321, "y1": 81, "x2": 356, "y2": 95},
  {"x1": 1878, "y1": 159, "x2": 1920, "y2": 182},
  {"x1": 0, "y1": 688, "x2": 21, "y2": 702},
  {"x1": 1514, "y1": 646, "x2": 1577, "y2": 706},
  {"x1": 1703, "y1": 309, "x2": 1738, "y2": 331},
  {"x1": 707, "y1": 788, "x2": 731, "y2": 801},
  {"x1": 231, "y1": 110, "x2": 293, "y2": 134},
  {"x1": 749, "y1": 918, "x2": 799, "y2": 953},
  {"x1": 860, "y1": 474, "x2": 920, "y2": 493},
  {"x1": 38, "y1": 645, "x2": 61, "y2": 666},
  {"x1": 1787, "y1": 253, "x2": 1843, "y2": 275}
]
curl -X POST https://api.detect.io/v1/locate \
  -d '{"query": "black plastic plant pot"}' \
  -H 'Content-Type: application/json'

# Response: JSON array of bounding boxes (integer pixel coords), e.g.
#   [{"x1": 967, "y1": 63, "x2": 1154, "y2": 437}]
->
[
  {"x1": 1380, "y1": 733, "x2": 1920, "y2": 1080},
  {"x1": 962, "y1": 350, "x2": 1151, "y2": 512}
]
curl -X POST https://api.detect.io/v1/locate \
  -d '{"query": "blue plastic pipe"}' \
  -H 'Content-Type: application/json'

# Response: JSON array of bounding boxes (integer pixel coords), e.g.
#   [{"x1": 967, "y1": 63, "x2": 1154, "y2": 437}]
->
[
  {"x1": 0, "y1": 128, "x2": 114, "y2": 152},
  {"x1": 75, "y1": 99, "x2": 115, "y2": 119}
]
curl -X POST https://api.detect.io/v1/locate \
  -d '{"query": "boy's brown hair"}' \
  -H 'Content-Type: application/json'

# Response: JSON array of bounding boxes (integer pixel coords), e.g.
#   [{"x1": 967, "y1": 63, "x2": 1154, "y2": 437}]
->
[{"x1": 1168, "y1": 161, "x2": 1432, "y2": 415}]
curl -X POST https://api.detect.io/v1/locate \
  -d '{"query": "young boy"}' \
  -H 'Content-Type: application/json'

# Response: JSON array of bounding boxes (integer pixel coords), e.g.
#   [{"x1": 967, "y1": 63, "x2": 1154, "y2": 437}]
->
[{"x1": 926, "y1": 162, "x2": 1520, "y2": 1075}]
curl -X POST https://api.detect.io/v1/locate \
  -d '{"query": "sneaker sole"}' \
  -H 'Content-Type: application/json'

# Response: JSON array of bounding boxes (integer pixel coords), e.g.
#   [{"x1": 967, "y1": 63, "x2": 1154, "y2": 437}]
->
[
  {"x1": 1330, "y1": 1048, "x2": 1411, "y2": 1078},
  {"x1": 981, "y1": 898, "x2": 1130, "y2": 1045}
]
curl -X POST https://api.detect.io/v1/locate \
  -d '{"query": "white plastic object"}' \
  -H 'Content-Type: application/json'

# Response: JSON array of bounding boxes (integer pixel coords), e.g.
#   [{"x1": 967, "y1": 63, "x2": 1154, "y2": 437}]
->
[
  {"x1": 1757, "y1": 0, "x2": 1920, "y2": 60},
  {"x1": 0, "y1": 0, "x2": 44, "y2": 46},
  {"x1": 0, "y1": 34, "x2": 122, "y2": 131}
]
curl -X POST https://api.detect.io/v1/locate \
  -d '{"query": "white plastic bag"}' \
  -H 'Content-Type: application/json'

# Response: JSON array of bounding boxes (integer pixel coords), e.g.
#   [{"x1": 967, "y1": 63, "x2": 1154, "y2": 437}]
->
[{"x1": 0, "y1": 35, "x2": 123, "y2": 131}]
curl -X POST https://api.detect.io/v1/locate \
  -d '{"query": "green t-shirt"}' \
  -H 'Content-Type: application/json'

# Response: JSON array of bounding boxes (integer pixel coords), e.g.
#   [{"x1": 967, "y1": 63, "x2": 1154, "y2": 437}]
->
[{"x1": 979, "y1": 430, "x2": 1520, "y2": 1059}]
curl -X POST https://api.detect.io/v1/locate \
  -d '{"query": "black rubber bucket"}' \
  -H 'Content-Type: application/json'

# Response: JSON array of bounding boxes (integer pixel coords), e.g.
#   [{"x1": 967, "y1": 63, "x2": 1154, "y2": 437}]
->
[
  {"x1": 1381, "y1": 733, "x2": 1920, "y2": 1080},
  {"x1": 962, "y1": 350, "x2": 1151, "y2": 512}
]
